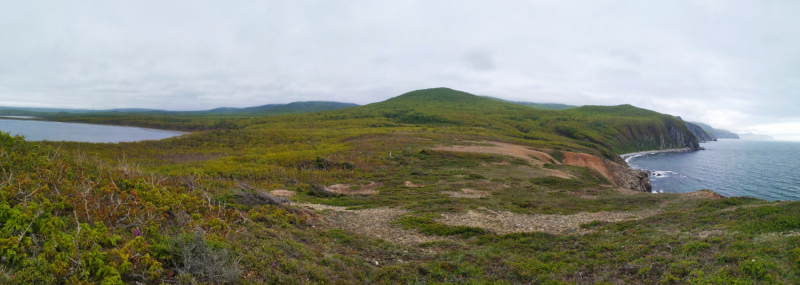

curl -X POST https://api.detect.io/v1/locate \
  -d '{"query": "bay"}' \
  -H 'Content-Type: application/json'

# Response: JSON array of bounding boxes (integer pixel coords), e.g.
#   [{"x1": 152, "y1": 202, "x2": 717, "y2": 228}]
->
[
  {"x1": 626, "y1": 139, "x2": 800, "y2": 201},
  {"x1": 0, "y1": 119, "x2": 184, "y2": 143}
]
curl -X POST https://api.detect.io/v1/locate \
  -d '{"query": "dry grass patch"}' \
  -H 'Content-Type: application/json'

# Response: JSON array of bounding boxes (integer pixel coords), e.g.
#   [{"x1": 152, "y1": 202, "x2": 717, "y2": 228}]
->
[
  {"x1": 443, "y1": 189, "x2": 491, "y2": 198},
  {"x1": 436, "y1": 207, "x2": 660, "y2": 235},
  {"x1": 269, "y1": 190, "x2": 296, "y2": 197},
  {"x1": 324, "y1": 182, "x2": 381, "y2": 195}
]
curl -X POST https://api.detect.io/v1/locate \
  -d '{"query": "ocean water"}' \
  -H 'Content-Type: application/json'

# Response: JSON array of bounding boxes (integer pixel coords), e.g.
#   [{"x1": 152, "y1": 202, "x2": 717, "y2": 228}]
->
[
  {"x1": 0, "y1": 119, "x2": 184, "y2": 143},
  {"x1": 626, "y1": 139, "x2": 800, "y2": 201}
]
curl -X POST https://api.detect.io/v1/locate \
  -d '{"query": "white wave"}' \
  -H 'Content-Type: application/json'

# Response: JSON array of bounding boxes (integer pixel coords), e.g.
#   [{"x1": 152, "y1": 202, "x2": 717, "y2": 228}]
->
[{"x1": 649, "y1": 170, "x2": 678, "y2": 178}]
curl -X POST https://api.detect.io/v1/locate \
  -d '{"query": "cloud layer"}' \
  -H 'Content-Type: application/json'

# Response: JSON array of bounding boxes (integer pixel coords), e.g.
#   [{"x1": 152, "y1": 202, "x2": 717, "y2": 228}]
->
[{"x1": 1, "y1": 1, "x2": 799, "y2": 139}]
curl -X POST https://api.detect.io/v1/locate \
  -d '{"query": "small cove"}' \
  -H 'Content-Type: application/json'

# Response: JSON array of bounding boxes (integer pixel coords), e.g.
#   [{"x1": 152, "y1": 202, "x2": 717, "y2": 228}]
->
[{"x1": 0, "y1": 119, "x2": 185, "y2": 143}]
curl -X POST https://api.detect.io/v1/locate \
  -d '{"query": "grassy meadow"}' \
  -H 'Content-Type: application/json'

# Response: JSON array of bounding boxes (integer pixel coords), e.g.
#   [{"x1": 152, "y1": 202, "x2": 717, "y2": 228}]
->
[{"x1": 0, "y1": 88, "x2": 798, "y2": 284}]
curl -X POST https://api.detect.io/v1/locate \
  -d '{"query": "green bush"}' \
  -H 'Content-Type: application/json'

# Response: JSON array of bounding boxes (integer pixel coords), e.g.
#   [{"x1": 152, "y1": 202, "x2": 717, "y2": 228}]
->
[{"x1": 682, "y1": 241, "x2": 711, "y2": 255}]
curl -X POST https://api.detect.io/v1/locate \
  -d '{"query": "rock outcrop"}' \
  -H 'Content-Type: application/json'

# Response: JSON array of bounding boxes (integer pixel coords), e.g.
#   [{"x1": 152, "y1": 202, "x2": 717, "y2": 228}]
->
[
  {"x1": 603, "y1": 160, "x2": 652, "y2": 192},
  {"x1": 666, "y1": 118, "x2": 701, "y2": 150}
]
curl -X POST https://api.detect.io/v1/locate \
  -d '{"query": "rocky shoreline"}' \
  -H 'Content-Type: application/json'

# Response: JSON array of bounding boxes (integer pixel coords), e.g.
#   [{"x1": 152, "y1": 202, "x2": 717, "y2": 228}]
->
[{"x1": 620, "y1": 148, "x2": 694, "y2": 163}]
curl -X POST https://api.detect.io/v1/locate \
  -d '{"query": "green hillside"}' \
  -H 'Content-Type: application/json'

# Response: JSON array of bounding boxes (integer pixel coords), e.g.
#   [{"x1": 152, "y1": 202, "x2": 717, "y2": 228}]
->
[
  {"x1": 3, "y1": 88, "x2": 797, "y2": 284},
  {"x1": 44, "y1": 88, "x2": 699, "y2": 155}
]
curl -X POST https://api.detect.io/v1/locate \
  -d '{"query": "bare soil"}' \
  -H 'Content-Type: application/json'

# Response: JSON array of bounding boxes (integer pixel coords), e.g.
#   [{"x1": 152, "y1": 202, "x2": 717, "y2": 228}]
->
[
  {"x1": 436, "y1": 207, "x2": 658, "y2": 235},
  {"x1": 296, "y1": 203, "x2": 450, "y2": 247},
  {"x1": 443, "y1": 188, "x2": 491, "y2": 198},
  {"x1": 324, "y1": 182, "x2": 381, "y2": 195},
  {"x1": 269, "y1": 190, "x2": 296, "y2": 197}
]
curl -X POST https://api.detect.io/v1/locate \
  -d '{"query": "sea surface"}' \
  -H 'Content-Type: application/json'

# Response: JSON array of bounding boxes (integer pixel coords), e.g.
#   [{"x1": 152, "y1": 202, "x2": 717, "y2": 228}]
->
[
  {"x1": 626, "y1": 139, "x2": 800, "y2": 201},
  {"x1": 0, "y1": 119, "x2": 184, "y2": 143}
]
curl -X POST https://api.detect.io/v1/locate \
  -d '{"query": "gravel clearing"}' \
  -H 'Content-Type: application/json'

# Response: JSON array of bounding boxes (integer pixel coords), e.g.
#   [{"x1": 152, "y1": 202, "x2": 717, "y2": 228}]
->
[
  {"x1": 297, "y1": 203, "x2": 451, "y2": 247},
  {"x1": 443, "y1": 188, "x2": 491, "y2": 198},
  {"x1": 436, "y1": 207, "x2": 659, "y2": 235}
]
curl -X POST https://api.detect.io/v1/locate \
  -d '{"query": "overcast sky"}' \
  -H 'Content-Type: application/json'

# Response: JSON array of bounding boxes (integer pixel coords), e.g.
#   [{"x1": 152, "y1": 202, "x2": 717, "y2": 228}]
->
[{"x1": 1, "y1": 1, "x2": 799, "y2": 139}]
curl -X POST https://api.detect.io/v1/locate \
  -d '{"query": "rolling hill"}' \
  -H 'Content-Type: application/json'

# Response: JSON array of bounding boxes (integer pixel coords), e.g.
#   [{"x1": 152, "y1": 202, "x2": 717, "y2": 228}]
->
[{"x1": 6, "y1": 87, "x2": 799, "y2": 284}]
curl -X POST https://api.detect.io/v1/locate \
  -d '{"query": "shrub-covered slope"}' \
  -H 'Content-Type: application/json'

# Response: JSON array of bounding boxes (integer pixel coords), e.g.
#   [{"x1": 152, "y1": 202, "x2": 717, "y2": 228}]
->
[
  {"x1": 4, "y1": 88, "x2": 800, "y2": 284},
  {"x1": 44, "y1": 87, "x2": 701, "y2": 155}
]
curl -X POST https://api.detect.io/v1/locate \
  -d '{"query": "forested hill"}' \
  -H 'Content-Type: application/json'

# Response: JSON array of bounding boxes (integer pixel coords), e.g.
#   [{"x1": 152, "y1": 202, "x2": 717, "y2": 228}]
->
[
  {"x1": 0, "y1": 101, "x2": 358, "y2": 117},
  {"x1": 44, "y1": 87, "x2": 699, "y2": 155},
  {"x1": 202, "y1": 101, "x2": 359, "y2": 115}
]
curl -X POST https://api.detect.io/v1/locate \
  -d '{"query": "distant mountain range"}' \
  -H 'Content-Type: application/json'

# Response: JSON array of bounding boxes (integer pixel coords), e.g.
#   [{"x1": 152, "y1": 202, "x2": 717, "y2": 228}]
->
[
  {"x1": 0, "y1": 101, "x2": 359, "y2": 116},
  {"x1": 690, "y1": 122, "x2": 740, "y2": 139},
  {"x1": 482, "y1": 96, "x2": 578, "y2": 110},
  {"x1": 738, "y1": 132, "x2": 775, "y2": 140}
]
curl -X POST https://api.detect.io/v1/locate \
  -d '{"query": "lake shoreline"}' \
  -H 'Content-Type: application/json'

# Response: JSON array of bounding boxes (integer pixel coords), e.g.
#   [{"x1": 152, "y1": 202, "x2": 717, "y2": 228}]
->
[
  {"x1": 0, "y1": 117, "x2": 191, "y2": 135},
  {"x1": 0, "y1": 119, "x2": 188, "y2": 143}
]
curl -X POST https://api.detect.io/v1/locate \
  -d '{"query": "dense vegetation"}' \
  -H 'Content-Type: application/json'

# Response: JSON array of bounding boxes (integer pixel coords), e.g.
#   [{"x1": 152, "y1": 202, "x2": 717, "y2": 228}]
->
[{"x1": 1, "y1": 87, "x2": 798, "y2": 284}]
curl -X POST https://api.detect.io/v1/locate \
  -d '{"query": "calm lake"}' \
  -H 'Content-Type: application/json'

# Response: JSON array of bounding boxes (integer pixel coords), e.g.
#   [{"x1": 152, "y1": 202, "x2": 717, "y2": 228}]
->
[
  {"x1": 627, "y1": 139, "x2": 800, "y2": 201},
  {"x1": 0, "y1": 119, "x2": 185, "y2": 143}
]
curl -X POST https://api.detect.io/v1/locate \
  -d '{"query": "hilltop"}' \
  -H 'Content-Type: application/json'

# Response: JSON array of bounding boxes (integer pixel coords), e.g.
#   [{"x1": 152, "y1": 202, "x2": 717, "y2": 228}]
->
[{"x1": 2, "y1": 87, "x2": 798, "y2": 284}]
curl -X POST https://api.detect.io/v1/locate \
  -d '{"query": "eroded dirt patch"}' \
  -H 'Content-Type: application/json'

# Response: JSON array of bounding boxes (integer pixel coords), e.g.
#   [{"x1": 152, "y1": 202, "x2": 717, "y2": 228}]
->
[
  {"x1": 437, "y1": 208, "x2": 659, "y2": 235},
  {"x1": 325, "y1": 182, "x2": 381, "y2": 195},
  {"x1": 443, "y1": 188, "x2": 491, "y2": 198},
  {"x1": 562, "y1": 152, "x2": 616, "y2": 184},
  {"x1": 297, "y1": 203, "x2": 450, "y2": 246},
  {"x1": 269, "y1": 190, "x2": 296, "y2": 197}
]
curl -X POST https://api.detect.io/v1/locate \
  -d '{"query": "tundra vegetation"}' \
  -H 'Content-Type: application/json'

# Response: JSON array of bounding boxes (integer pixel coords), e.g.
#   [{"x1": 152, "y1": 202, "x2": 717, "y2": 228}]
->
[{"x1": 0, "y1": 88, "x2": 798, "y2": 284}]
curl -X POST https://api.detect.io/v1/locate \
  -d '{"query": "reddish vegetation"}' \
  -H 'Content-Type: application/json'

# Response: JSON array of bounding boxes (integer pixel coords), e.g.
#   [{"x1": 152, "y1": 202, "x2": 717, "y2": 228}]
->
[
  {"x1": 432, "y1": 141, "x2": 652, "y2": 191},
  {"x1": 561, "y1": 152, "x2": 616, "y2": 183}
]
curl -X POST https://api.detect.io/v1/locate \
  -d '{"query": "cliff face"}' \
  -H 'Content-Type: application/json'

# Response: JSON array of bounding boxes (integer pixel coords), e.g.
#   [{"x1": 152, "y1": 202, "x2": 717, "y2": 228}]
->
[
  {"x1": 685, "y1": 122, "x2": 715, "y2": 142},
  {"x1": 604, "y1": 160, "x2": 652, "y2": 192},
  {"x1": 665, "y1": 118, "x2": 701, "y2": 150},
  {"x1": 563, "y1": 151, "x2": 652, "y2": 192},
  {"x1": 611, "y1": 116, "x2": 702, "y2": 153}
]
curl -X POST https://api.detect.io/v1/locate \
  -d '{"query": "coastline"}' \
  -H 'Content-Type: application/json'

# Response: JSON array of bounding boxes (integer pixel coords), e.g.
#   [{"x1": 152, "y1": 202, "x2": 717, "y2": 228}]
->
[{"x1": 620, "y1": 148, "x2": 693, "y2": 163}]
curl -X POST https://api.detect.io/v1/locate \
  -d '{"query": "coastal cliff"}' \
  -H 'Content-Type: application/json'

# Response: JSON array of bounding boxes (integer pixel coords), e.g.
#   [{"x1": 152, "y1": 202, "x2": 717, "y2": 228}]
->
[
  {"x1": 619, "y1": 116, "x2": 701, "y2": 152},
  {"x1": 685, "y1": 122, "x2": 715, "y2": 142},
  {"x1": 562, "y1": 151, "x2": 652, "y2": 192},
  {"x1": 691, "y1": 122, "x2": 740, "y2": 139}
]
